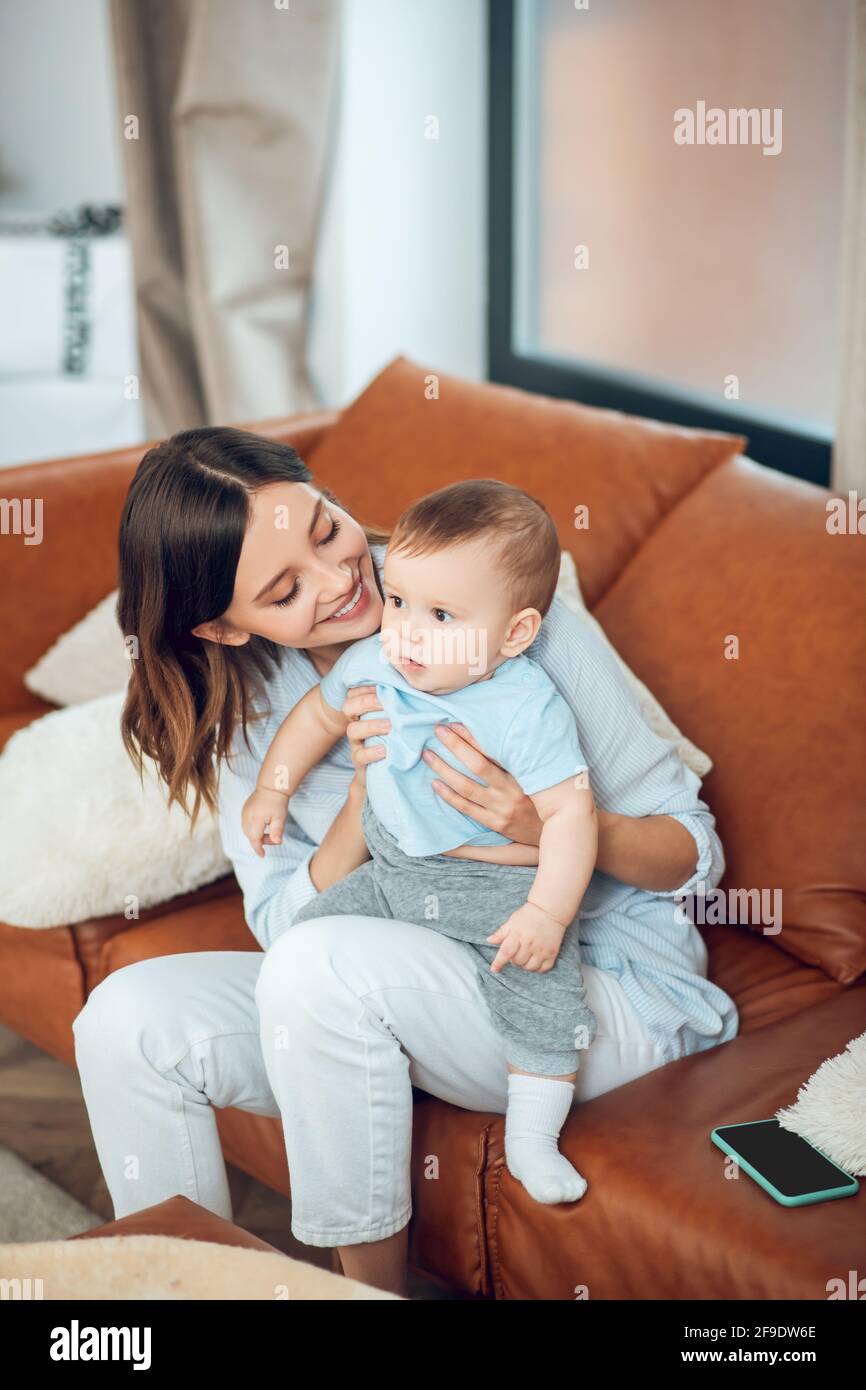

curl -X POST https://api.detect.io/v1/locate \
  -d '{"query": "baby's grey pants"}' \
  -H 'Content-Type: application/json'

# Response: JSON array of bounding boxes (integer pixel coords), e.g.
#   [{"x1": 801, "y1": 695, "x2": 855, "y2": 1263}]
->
[{"x1": 293, "y1": 799, "x2": 598, "y2": 1075}]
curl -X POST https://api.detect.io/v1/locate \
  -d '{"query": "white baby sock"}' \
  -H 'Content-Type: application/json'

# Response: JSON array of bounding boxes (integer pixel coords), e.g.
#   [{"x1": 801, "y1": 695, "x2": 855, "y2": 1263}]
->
[{"x1": 504, "y1": 1072, "x2": 588, "y2": 1205}]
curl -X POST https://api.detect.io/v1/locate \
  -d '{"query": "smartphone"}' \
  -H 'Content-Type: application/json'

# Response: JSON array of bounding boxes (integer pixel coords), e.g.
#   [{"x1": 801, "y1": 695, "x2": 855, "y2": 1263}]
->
[{"x1": 711, "y1": 1118, "x2": 859, "y2": 1207}]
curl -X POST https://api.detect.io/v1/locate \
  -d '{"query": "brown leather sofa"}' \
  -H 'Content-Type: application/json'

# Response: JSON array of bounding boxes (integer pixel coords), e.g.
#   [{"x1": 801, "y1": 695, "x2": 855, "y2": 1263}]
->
[{"x1": 1, "y1": 356, "x2": 864, "y2": 1299}]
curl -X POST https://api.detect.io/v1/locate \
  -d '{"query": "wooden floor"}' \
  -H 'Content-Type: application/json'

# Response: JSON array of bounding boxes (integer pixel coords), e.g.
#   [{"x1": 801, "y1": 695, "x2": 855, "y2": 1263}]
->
[{"x1": 0, "y1": 1022, "x2": 452, "y2": 1298}]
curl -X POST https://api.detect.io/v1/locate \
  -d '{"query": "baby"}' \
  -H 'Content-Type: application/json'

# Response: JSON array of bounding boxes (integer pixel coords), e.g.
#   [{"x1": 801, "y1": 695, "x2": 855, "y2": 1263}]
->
[{"x1": 242, "y1": 479, "x2": 599, "y2": 1206}]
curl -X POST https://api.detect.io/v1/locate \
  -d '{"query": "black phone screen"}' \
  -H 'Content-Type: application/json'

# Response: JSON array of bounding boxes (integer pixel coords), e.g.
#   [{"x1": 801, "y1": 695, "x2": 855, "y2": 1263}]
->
[{"x1": 715, "y1": 1119, "x2": 853, "y2": 1198}]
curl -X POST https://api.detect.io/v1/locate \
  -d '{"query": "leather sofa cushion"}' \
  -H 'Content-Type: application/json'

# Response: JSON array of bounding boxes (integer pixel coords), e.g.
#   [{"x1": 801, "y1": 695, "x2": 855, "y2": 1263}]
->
[
  {"x1": 596, "y1": 457, "x2": 866, "y2": 984},
  {"x1": 481, "y1": 984, "x2": 866, "y2": 1299},
  {"x1": 310, "y1": 355, "x2": 746, "y2": 607},
  {"x1": 702, "y1": 921, "x2": 843, "y2": 1030},
  {"x1": 97, "y1": 891, "x2": 256, "y2": 981}
]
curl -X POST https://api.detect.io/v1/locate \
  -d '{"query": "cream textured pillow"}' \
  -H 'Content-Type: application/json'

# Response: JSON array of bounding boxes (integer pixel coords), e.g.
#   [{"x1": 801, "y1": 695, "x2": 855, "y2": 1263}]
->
[
  {"x1": 0, "y1": 692, "x2": 230, "y2": 928},
  {"x1": 556, "y1": 552, "x2": 712, "y2": 777},
  {"x1": 23, "y1": 591, "x2": 130, "y2": 706},
  {"x1": 775, "y1": 1031, "x2": 866, "y2": 1177},
  {"x1": 0, "y1": 1234, "x2": 399, "y2": 1300}
]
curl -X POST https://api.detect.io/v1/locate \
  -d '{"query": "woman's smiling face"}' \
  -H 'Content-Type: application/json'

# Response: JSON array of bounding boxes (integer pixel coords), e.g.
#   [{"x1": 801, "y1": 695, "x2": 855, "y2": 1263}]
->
[{"x1": 193, "y1": 481, "x2": 383, "y2": 653}]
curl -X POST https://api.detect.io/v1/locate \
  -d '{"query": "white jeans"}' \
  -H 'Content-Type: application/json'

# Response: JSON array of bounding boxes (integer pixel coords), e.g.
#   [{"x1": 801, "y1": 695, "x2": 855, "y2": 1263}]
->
[{"x1": 72, "y1": 915, "x2": 673, "y2": 1247}]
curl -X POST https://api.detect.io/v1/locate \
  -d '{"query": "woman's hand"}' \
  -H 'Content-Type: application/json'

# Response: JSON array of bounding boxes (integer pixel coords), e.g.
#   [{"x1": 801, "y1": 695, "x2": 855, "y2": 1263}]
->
[
  {"x1": 421, "y1": 723, "x2": 544, "y2": 846},
  {"x1": 339, "y1": 699, "x2": 541, "y2": 846},
  {"x1": 341, "y1": 700, "x2": 698, "y2": 890},
  {"x1": 341, "y1": 684, "x2": 390, "y2": 795},
  {"x1": 420, "y1": 724, "x2": 625, "y2": 868}
]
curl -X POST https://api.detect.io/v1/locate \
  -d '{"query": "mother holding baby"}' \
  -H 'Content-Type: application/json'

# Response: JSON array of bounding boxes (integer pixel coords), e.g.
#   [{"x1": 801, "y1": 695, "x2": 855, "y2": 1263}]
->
[{"x1": 72, "y1": 426, "x2": 739, "y2": 1297}]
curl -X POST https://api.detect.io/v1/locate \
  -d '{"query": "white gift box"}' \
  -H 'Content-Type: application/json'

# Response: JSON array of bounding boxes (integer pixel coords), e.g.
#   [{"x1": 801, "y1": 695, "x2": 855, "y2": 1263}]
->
[
  {"x1": 0, "y1": 228, "x2": 138, "y2": 378},
  {"x1": 0, "y1": 214, "x2": 145, "y2": 467}
]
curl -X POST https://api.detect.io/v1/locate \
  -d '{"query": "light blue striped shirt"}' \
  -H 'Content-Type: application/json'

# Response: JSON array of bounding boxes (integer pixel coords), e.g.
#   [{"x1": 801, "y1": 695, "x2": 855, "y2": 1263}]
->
[{"x1": 218, "y1": 544, "x2": 739, "y2": 1062}]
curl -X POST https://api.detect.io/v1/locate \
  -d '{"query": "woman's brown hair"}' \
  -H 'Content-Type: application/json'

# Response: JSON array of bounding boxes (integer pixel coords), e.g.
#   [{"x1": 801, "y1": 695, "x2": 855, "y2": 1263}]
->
[{"x1": 117, "y1": 426, "x2": 389, "y2": 824}]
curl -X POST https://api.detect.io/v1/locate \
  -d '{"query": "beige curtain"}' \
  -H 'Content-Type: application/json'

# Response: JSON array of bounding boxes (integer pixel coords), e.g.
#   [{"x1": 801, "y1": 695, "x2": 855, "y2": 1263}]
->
[
  {"x1": 109, "y1": 0, "x2": 341, "y2": 435},
  {"x1": 834, "y1": 0, "x2": 866, "y2": 491}
]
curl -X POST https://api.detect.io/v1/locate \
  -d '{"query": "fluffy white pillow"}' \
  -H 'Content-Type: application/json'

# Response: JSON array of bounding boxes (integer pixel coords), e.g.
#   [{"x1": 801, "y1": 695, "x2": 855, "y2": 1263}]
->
[
  {"x1": 23, "y1": 591, "x2": 130, "y2": 706},
  {"x1": 556, "y1": 552, "x2": 712, "y2": 777},
  {"x1": 775, "y1": 1031, "x2": 866, "y2": 1177},
  {"x1": 0, "y1": 692, "x2": 230, "y2": 928}
]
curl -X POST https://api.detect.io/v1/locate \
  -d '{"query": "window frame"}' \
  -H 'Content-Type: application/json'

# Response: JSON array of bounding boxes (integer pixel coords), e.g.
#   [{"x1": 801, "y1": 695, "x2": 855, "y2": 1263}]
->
[{"x1": 487, "y1": 0, "x2": 833, "y2": 487}]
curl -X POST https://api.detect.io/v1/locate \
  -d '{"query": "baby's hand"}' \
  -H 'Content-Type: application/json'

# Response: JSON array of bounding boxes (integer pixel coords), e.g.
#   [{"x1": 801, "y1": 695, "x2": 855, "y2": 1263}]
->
[
  {"x1": 242, "y1": 787, "x2": 290, "y2": 859},
  {"x1": 486, "y1": 901, "x2": 567, "y2": 974}
]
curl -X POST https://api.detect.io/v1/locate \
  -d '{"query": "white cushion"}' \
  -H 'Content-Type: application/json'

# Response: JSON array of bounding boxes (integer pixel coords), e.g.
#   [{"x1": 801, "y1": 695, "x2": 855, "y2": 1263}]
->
[
  {"x1": 775, "y1": 1030, "x2": 866, "y2": 1177},
  {"x1": 0, "y1": 692, "x2": 230, "y2": 928},
  {"x1": 556, "y1": 553, "x2": 712, "y2": 777},
  {"x1": 0, "y1": 1232, "x2": 398, "y2": 1300},
  {"x1": 23, "y1": 591, "x2": 131, "y2": 707}
]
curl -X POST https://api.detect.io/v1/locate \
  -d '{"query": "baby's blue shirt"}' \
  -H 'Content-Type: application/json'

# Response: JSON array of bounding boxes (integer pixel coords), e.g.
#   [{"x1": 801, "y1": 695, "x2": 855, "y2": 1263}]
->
[{"x1": 319, "y1": 632, "x2": 588, "y2": 856}]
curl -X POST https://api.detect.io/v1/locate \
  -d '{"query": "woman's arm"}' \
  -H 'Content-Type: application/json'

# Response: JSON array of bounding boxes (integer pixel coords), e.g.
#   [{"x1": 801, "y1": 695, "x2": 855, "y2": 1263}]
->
[
  {"x1": 595, "y1": 808, "x2": 699, "y2": 891},
  {"x1": 218, "y1": 739, "x2": 325, "y2": 951},
  {"x1": 419, "y1": 596, "x2": 723, "y2": 896},
  {"x1": 347, "y1": 684, "x2": 708, "y2": 891},
  {"x1": 530, "y1": 597, "x2": 723, "y2": 896},
  {"x1": 219, "y1": 681, "x2": 387, "y2": 948},
  {"x1": 289, "y1": 605, "x2": 715, "y2": 898},
  {"x1": 219, "y1": 751, "x2": 372, "y2": 950},
  {"x1": 426, "y1": 729, "x2": 698, "y2": 890}
]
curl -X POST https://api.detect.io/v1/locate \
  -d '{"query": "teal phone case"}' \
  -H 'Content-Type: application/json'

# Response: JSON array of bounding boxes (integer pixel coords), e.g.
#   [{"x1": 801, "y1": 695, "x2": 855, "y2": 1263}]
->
[{"x1": 711, "y1": 1119, "x2": 860, "y2": 1207}]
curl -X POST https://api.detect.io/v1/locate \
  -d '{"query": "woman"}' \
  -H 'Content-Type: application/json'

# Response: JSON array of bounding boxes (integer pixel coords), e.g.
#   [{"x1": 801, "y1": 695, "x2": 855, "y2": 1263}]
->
[{"x1": 73, "y1": 427, "x2": 739, "y2": 1297}]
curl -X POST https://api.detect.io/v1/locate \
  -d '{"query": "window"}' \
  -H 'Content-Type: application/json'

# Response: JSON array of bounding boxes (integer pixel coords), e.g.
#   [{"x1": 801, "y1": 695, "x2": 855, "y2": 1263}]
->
[{"x1": 489, "y1": 0, "x2": 853, "y2": 484}]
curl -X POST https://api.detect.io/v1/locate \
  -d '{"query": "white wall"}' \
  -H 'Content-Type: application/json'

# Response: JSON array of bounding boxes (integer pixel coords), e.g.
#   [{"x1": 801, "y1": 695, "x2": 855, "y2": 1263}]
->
[
  {"x1": 309, "y1": 0, "x2": 488, "y2": 407},
  {"x1": 0, "y1": 0, "x2": 122, "y2": 213},
  {"x1": 0, "y1": 0, "x2": 140, "y2": 467}
]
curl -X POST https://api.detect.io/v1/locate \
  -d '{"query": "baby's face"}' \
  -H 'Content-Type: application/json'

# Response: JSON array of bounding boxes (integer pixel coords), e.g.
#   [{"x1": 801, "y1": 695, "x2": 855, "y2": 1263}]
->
[{"x1": 379, "y1": 536, "x2": 535, "y2": 695}]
